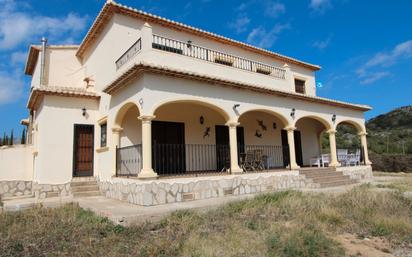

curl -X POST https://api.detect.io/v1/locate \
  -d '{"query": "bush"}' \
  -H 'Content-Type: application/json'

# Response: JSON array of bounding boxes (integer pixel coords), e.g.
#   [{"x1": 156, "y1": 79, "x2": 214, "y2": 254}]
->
[{"x1": 370, "y1": 153, "x2": 412, "y2": 172}]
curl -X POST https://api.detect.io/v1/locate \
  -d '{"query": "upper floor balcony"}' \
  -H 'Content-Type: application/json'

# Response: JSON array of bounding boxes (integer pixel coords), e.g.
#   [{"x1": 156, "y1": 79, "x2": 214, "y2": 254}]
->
[{"x1": 113, "y1": 24, "x2": 316, "y2": 96}]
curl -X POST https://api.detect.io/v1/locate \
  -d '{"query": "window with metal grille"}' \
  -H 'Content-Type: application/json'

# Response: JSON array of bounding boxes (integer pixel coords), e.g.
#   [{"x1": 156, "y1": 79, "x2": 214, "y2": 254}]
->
[
  {"x1": 100, "y1": 123, "x2": 107, "y2": 147},
  {"x1": 294, "y1": 79, "x2": 306, "y2": 94}
]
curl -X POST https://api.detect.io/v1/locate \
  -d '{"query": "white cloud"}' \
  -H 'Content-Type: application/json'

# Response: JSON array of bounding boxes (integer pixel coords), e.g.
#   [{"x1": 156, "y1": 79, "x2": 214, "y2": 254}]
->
[
  {"x1": 309, "y1": 0, "x2": 332, "y2": 13},
  {"x1": 0, "y1": 0, "x2": 88, "y2": 50},
  {"x1": 356, "y1": 40, "x2": 412, "y2": 84},
  {"x1": 10, "y1": 51, "x2": 27, "y2": 66},
  {"x1": 312, "y1": 36, "x2": 332, "y2": 49},
  {"x1": 228, "y1": 16, "x2": 251, "y2": 34},
  {"x1": 360, "y1": 72, "x2": 390, "y2": 85},
  {"x1": 247, "y1": 23, "x2": 289, "y2": 48},
  {"x1": 0, "y1": 72, "x2": 24, "y2": 104},
  {"x1": 364, "y1": 40, "x2": 412, "y2": 69},
  {"x1": 264, "y1": 2, "x2": 286, "y2": 18}
]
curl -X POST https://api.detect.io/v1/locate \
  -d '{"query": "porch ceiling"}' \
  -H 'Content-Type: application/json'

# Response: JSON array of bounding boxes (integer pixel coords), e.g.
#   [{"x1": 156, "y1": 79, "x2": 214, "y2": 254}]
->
[{"x1": 103, "y1": 61, "x2": 372, "y2": 112}]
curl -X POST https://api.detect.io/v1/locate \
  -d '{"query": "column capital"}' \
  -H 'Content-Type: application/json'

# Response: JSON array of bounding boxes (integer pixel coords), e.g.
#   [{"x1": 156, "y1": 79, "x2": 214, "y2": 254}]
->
[
  {"x1": 326, "y1": 129, "x2": 337, "y2": 135},
  {"x1": 284, "y1": 126, "x2": 296, "y2": 132},
  {"x1": 138, "y1": 115, "x2": 156, "y2": 122},
  {"x1": 226, "y1": 121, "x2": 240, "y2": 128},
  {"x1": 358, "y1": 131, "x2": 368, "y2": 136},
  {"x1": 112, "y1": 127, "x2": 123, "y2": 133}
]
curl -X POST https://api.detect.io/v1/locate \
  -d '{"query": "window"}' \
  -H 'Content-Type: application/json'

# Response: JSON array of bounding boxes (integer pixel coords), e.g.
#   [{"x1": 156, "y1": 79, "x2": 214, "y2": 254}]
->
[
  {"x1": 100, "y1": 123, "x2": 107, "y2": 147},
  {"x1": 294, "y1": 79, "x2": 306, "y2": 94}
]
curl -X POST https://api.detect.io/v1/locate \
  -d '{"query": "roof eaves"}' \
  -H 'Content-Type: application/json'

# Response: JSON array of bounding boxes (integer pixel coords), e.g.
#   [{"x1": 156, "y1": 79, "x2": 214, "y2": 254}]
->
[
  {"x1": 103, "y1": 61, "x2": 371, "y2": 111},
  {"x1": 76, "y1": 1, "x2": 321, "y2": 71}
]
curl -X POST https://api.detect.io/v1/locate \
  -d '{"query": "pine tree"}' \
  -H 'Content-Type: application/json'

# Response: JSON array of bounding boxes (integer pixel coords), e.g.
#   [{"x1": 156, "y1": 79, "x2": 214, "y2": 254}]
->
[
  {"x1": 10, "y1": 129, "x2": 13, "y2": 146},
  {"x1": 21, "y1": 128, "x2": 26, "y2": 145},
  {"x1": 2, "y1": 132, "x2": 5, "y2": 145}
]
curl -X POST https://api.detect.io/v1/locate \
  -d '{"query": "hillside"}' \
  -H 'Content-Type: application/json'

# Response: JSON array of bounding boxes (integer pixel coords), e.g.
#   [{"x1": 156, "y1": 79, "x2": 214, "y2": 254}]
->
[
  {"x1": 322, "y1": 105, "x2": 412, "y2": 154},
  {"x1": 366, "y1": 106, "x2": 412, "y2": 154}
]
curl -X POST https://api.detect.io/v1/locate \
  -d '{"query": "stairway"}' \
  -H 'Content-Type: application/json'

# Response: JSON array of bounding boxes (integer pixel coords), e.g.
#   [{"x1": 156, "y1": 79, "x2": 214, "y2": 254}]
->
[
  {"x1": 71, "y1": 178, "x2": 101, "y2": 198},
  {"x1": 300, "y1": 167, "x2": 358, "y2": 188}
]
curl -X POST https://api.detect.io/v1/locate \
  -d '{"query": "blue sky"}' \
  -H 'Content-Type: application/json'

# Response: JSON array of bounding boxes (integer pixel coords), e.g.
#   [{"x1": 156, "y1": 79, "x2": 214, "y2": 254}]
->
[{"x1": 1, "y1": 0, "x2": 411, "y2": 135}]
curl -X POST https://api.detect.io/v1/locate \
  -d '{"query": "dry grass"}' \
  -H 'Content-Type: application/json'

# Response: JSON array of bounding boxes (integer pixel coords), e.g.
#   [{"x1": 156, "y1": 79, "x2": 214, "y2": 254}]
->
[{"x1": 1, "y1": 186, "x2": 412, "y2": 257}]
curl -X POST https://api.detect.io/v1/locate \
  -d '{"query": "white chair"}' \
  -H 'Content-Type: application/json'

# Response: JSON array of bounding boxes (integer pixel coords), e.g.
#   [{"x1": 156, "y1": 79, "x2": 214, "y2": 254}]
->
[
  {"x1": 321, "y1": 154, "x2": 330, "y2": 167},
  {"x1": 337, "y1": 149, "x2": 348, "y2": 166},
  {"x1": 310, "y1": 156, "x2": 322, "y2": 167},
  {"x1": 347, "y1": 150, "x2": 361, "y2": 166}
]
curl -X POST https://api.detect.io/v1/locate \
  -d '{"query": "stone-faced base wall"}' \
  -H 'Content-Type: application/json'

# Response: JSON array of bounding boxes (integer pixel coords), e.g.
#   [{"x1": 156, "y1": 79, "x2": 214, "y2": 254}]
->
[
  {"x1": 99, "y1": 172, "x2": 318, "y2": 206},
  {"x1": 337, "y1": 165, "x2": 373, "y2": 182},
  {"x1": 32, "y1": 182, "x2": 71, "y2": 199},
  {"x1": 0, "y1": 181, "x2": 32, "y2": 198}
]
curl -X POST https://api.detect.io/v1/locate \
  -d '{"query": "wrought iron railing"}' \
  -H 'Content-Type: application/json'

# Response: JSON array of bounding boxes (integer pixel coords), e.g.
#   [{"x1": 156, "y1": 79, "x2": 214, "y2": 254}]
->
[
  {"x1": 116, "y1": 144, "x2": 142, "y2": 176},
  {"x1": 153, "y1": 143, "x2": 230, "y2": 176},
  {"x1": 240, "y1": 145, "x2": 286, "y2": 171},
  {"x1": 115, "y1": 38, "x2": 142, "y2": 69},
  {"x1": 152, "y1": 34, "x2": 286, "y2": 80}
]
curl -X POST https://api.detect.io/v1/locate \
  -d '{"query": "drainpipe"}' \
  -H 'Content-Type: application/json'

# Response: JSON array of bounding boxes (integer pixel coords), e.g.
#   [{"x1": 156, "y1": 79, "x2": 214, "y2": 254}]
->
[{"x1": 40, "y1": 37, "x2": 47, "y2": 86}]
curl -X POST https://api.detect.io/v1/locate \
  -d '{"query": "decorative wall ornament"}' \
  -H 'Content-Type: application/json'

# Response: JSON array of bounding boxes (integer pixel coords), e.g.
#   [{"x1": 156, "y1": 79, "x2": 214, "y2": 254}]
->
[
  {"x1": 255, "y1": 130, "x2": 262, "y2": 138},
  {"x1": 257, "y1": 119, "x2": 267, "y2": 131},
  {"x1": 273, "y1": 122, "x2": 277, "y2": 129},
  {"x1": 203, "y1": 127, "x2": 211, "y2": 138},
  {"x1": 200, "y1": 116, "x2": 204, "y2": 125}
]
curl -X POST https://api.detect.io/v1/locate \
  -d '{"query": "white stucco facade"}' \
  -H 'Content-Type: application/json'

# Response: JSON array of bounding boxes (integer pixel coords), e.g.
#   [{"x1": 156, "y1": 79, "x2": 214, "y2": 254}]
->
[{"x1": 0, "y1": 1, "x2": 372, "y2": 201}]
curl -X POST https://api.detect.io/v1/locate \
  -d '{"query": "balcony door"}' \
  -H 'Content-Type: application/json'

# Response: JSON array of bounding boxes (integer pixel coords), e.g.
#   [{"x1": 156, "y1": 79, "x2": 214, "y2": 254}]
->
[{"x1": 152, "y1": 121, "x2": 185, "y2": 174}]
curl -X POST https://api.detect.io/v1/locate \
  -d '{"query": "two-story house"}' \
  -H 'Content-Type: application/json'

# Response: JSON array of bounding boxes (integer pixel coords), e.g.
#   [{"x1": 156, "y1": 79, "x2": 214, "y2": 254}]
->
[{"x1": 1, "y1": 1, "x2": 373, "y2": 205}]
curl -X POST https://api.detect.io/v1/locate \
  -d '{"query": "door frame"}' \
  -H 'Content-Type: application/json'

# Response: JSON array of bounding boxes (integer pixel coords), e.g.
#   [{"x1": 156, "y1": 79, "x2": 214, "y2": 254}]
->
[{"x1": 72, "y1": 124, "x2": 95, "y2": 177}]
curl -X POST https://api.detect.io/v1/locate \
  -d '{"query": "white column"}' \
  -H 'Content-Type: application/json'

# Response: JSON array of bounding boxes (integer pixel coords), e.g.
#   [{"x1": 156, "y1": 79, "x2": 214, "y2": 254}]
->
[
  {"x1": 138, "y1": 115, "x2": 158, "y2": 179},
  {"x1": 327, "y1": 129, "x2": 340, "y2": 167},
  {"x1": 285, "y1": 126, "x2": 300, "y2": 170},
  {"x1": 141, "y1": 22, "x2": 153, "y2": 53},
  {"x1": 359, "y1": 132, "x2": 372, "y2": 165},
  {"x1": 112, "y1": 127, "x2": 123, "y2": 176},
  {"x1": 227, "y1": 121, "x2": 243, "y2": 174},
  {"x1": 283, "y1": 63, "x2": 295, "y2": 92}
]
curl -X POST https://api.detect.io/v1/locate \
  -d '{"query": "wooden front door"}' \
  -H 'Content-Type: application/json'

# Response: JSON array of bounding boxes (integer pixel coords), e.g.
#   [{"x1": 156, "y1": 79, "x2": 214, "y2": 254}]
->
[
  {"x1": 152, "y1": 121, "x2": 185, "y2": 174},
  {"x1": 73, "y1": 124, "x2": 94, "y2": 177}
]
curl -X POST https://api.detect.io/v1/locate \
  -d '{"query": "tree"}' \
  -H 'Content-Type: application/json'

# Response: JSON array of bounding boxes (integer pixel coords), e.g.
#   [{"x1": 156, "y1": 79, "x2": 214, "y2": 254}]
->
[
  {"x1": 10, "y1": 129, "x2": 13, "y2": 146},
  {"x1": 21, "y1": 128, "x2": 26, "y2": 145},
  {"x1": 2, "y1": 132, "x2": 6, "y2": 145}
]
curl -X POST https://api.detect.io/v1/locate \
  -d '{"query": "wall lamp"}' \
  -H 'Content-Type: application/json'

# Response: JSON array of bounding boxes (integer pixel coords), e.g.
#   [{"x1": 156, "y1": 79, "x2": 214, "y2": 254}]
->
[
  {"x1": 82, "y1": 107, "x2": 87, "y2": 117},
  {"x1": 187, "y1": 40, "x2": 192, "y2": 48},
  {"x1": 290, "y1": 108, "x2": 296, "y2": 119},
  {"x1": 233, "y1": 104, "x2": 240, "y2": 110},
  {"x1": 332, "y1": 114, "x2": 337, "y2": 123}
]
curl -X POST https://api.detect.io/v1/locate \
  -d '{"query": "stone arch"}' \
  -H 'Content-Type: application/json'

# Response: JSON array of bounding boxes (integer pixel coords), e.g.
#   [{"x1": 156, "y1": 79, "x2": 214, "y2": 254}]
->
[
  {"x1": 294, "y1": 115, "x2": 333, "y2": 131},
  {"x1": 334, "y1": 119, "x2": 366, "y2": 133},
  {"x1": 151, "y1": 98, "x2": 231, "y2": 122},
  {"x1": 237, "y1": 108, "x2": 290, "y2": 128},
  {"x1": 114, "y1": 102, "x2": 141, "y2": 128}
]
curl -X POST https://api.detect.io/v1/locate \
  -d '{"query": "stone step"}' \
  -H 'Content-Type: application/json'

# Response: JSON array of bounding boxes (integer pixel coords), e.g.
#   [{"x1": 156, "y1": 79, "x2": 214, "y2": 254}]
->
[
  {"x1": 71, "y1": 177, "x2": 97, "y2": 182},
  {"x1": 73, "y1": 191, "x2": 101, "y2": 198},
  {"x1": 319, "y1": 180, "x2": 357, "y2": 188},
  {"x1": 71, "y1": 181, "x2": 98, "y2": 187},
  {"x1": 305, "y1": 174, "x2": 349, "y2": 179},
  {"x1": 2, "y1": 194, "x2": 34, "y2": 201},
  {"x1": 300, "y1": 167, "x2": 335, "y2": 172},
  {"x1": 311, "y1": 176, "x2": 352, "y2": 184},
  {"x1": 71, "y1": 185, "x2": 100, "y2": 192},
  {"x1": 301, "y1": 171, "x2": 344, "y2": 177}
]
